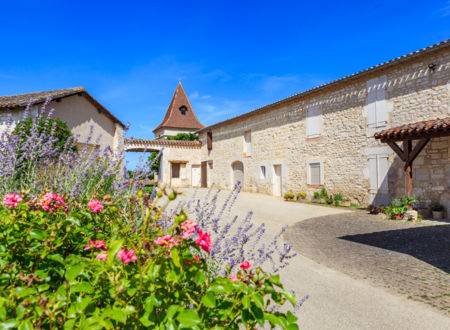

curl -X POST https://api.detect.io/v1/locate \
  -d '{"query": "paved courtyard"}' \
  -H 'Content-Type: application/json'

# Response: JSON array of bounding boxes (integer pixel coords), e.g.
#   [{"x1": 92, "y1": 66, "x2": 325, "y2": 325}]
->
[{"x1": 176, "y1": 188, "x2": 450, "y2": 329}]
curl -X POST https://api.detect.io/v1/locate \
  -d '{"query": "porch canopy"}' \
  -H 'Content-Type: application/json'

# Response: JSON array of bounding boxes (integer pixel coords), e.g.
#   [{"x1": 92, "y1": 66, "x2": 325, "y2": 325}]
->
[{"x1": 374, "y1": 117, "x2": 450, "y2": 196}]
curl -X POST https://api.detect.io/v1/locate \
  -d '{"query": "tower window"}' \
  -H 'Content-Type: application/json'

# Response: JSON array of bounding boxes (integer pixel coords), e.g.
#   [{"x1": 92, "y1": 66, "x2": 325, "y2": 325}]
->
[{"x1": 179, "y1": 105, "x2": 188, "y2": 115}]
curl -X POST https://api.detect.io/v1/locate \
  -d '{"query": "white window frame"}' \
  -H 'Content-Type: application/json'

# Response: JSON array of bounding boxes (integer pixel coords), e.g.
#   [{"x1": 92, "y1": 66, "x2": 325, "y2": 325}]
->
[
  {"x1": 306, "y1": 159, "x2": 324, "y2": 185},
  {"x1": 306, "y1": 105, "x2": 323, "y2": 138}
]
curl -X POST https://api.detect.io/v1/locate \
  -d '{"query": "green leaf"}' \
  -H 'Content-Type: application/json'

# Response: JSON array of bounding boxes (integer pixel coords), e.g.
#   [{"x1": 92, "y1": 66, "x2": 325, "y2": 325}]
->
[
  {"x1": 264, "y1": 313, "x2": 281, "y2": 327},
  {"x1": 286, "y1": 311, "x2": 298, "y2": 323},
  {"x1": 107, "y1": 240, "x2": 123, "y2": 264},
  {"x1": 201, "y1": 292, "x2": 216, "y2": 308},
  {"x1": 65, "y1": 217, "x2": 80, "y2": 226},
  {"x1": 286, "y1": 324, "x2": 299, "y2": 330},
  {"x1": 139, "y1": 315, "x2": 153, "y2": 327},
  {"x1": 170, "y1": 248, "x2": 180, "y2": 268},
  {"x1": 165, "y1": 305, "x2": 179, "y2": 321},
  {"x1": 194, "y1": 271, "x2": 206, "y2": 286},
  {"x1": 47, "y1": 254, "x2": 64, "y2": 265},
  {"x1": 64, "y1": 319, "x2": 76, "y2": 330},
  {"x1": 71, "y1": 282, "x2": 93, "y2": 294},
  {"x1": 176, "y1": 310, "x2": 201, "y2": 327},
  {"x1": 252, "y1": 294, "x2": 264, "y2": 309},
  {"x1": 110, "y1": 308, "x2": 126, "y2": 323},
  {"x1": 65, "y1": 264, "x2": 83, "y2": 282},
  {"x1": 242, "y1": 295, "x2": 251, "y2": 309},
  {"x1": 14, "y1": 287, "x2": 36, "y2": 298},
  {"x1": 29, "y1": 229, "x2": 45, "y2": 241},
  {"x1": 280, "y1": 290, "x2": 297, "y2": 306},
  {"x1": 18, "y1": 320, "x2": 33, "y2": 330},
  {"x1": 76, "y1": 296, "x2": 92, "y2": 312},
  {"x1": 0, "y1": 320, "x2": 19, "y2": 329},
  {"x1": 250, "y1": 304, "x2": 264, "y2": 326}
]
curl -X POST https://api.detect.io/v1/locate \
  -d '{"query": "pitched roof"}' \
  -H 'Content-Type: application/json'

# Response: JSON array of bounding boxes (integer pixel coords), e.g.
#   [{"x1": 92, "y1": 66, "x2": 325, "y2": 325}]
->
[
  {"x1": 197, "y1": 39, "x2": 450, "y2": 133},
  {"x1": 153, "y1": 82, "x2": 204, "y2": 133},
  {"x1": 0, "y1": 87, "x2": 125, "y2": 127},
  {"x1": 374, "y1": 117, "x2": 450, "y2": 142}
]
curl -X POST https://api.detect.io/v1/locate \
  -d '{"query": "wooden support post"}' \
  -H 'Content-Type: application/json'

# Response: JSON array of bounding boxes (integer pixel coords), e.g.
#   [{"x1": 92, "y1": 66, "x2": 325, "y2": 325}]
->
[{"x1": 403, "y1": 140, "x2": 413, "y2": 197}]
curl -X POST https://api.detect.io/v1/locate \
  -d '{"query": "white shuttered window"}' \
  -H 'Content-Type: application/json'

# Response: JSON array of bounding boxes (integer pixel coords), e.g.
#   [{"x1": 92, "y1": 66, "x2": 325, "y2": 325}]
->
[
  {"x1": 306, "y1": 105, "x2": 323, "y2": 138},
  {"x1": 244, "y1": 130, "x2": 252, "y2": 156},
  {"x1": 368, "y1": 155, "x2": 388, "y2": 201},
  {"x1": 367, "y1": 76, "x2": 387, "y2": 128}
]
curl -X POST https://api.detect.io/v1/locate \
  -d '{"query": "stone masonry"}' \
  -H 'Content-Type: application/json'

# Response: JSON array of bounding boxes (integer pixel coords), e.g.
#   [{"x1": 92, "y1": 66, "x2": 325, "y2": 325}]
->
[{"x1": 197, "y1": 45, "x2": 450, "y2": 210}]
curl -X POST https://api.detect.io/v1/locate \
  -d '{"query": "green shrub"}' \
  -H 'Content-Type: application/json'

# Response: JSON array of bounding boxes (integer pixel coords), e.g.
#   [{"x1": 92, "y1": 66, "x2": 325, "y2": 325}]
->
[
  {"x1": 283, "y1": 192, "x2": 295, "y2": 200},
  {"x1": 296, "y1": 192, "x2": 307, "y2": 200},
  {"x1": 319, "y1": 187, "x2": 328, "y2": 199},
  {"x1": 313, "y1": 192, "x2": 320, "y2": 200},
  {"x1": 165, "y1": 133, "x2": 199, "y2": 141},
  {"x1": 0, "y1": 192, "x2": 299, "y2": 329},
  {"x1": 430, "y1": 201, "x2": 445, "y2": 212}
]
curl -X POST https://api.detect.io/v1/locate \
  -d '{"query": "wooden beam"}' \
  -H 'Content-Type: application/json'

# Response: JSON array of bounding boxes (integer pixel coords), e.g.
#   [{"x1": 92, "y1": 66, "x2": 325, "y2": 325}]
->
[
  {"x1": 410, "y1": 138, "x2": 430, "y2": 163},
  {"x1": 403, "y1": 140, "x2": 413, "y2": 197},
  {"x1": 386, "y1": 141, "x2": 405, "y2": 161}
]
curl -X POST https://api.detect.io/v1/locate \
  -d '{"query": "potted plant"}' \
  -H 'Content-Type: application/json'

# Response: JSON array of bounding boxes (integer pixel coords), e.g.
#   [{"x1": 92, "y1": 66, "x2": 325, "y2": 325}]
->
[
  {"x1": 319, "y1": 187, "x2": 329, "y2": 204},
  {"x1": 401, "y1": 196, "x2": 417, "y2": 210},
  {"x1": 385, "y1": 199, "x2": 407, "y2": 220},
  {"x1": 333, "y1": 193, "x2": 343, "y2": 206},
  {"x1": 430, "y1": 202, "x2": 445, "y2": 219},
  {"x1": 296, "y1": 192, "x2": 307, "y2": 200},
  {"x1": 312, "y1": 191, "x2": 321, "y2": 203},
  {"x1": 368, "y1": 204, "x2": 382, "y2": 214},
  {"x1": 283, "y1": 192, "x2": 295, "y2": 201}
]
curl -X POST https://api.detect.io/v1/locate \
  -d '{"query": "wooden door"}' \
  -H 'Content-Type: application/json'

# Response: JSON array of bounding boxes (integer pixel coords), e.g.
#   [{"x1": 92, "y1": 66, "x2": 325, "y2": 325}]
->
[
  {"x1": 191, "y1": 165, "x2": 201, "y2": 187},
  {"x1": 201, "y1": 161, "x2": 207, "y2": 188},
  {"x1": 272, "y1": 164, "x2": 282, "y2": 196}
]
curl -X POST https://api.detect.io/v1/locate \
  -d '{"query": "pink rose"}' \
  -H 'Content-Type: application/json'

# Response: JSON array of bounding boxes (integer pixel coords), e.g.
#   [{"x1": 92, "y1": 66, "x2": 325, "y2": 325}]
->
[
  {"x1": 196, "y1": 229, "x2": 215, "y2": 253},
  {"x1": 96, "y1": 251, "x2": 108, "y2": 261},
  {"x1": 87, "y1": 199, "x2": 103, "y2": 213},
  {"x1": 181, "y1": 220, "x2": 197, "y2": 239},
  {"x1": 228, "y1": 273, "x2": 239, "y2": 282},
  {"x1": 84, "y1": 238, "x2": 108, "y2": 251},
  {"x1": 3, "y1": 193, "x2": 23, "y2": 207},
  {"x1": 116, "y1": 248, "x2": 137, "y2": 264},
  {"x1": 38, "y1": 193, "x2": 67, "y2": 212},
  {"x1": 240, "y1": 261, "x2": 252, "y2": 270},
  {"x1": 153, "y1": 235, "x2": 171, "y2": 246}
]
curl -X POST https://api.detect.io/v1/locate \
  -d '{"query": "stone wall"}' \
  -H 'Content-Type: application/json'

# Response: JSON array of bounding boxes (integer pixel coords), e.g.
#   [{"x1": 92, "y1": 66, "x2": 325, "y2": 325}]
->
[
  {"x1": 199, "y1": 47, "x2": 450, "y2": 208},
  {"x1": 159, "y1": 144, "x2": 202, "y2": 188}
]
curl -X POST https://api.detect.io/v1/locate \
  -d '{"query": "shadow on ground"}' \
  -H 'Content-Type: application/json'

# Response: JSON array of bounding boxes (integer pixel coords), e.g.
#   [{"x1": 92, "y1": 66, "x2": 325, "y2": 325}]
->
[{"x1": 339, "y1": 224, "x2": 450, "y2": 273}]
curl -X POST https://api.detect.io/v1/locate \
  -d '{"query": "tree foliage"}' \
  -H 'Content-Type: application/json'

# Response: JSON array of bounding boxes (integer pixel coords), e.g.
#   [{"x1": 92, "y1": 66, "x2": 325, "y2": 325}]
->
[{"x1": 165, "y1": 133, "x2": 198, "y2": 141}]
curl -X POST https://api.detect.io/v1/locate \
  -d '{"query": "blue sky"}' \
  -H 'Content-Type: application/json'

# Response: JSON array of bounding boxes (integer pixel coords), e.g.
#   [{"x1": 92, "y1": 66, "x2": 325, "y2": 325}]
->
[{"x1": 1, "y1": 1, "x2": 449, "y2": 167}]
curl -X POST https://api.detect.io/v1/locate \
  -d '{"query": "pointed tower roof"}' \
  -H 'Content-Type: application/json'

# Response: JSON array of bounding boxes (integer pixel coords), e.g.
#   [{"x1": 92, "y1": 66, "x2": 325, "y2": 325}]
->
[{"x1": 153, "y1": 82, "x2": 204, "y2": 133}]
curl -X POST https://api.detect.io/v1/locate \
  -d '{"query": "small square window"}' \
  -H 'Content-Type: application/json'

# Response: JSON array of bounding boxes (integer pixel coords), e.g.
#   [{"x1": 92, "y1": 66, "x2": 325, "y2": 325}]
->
[
  {"x1": 307, "y1": 160, "x2": 323, "y2": 185},
  {"x1": 260, "y1": 166, "x2": 266, "y2": 179}
]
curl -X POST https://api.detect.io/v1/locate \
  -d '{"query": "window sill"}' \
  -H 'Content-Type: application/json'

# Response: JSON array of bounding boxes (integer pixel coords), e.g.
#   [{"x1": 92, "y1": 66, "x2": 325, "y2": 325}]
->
[
  {"x1": 306, "y1": 136, "x2": 322, "y2": 142},
  {"x1": 307, "y1": 184, "x2": 324, "y2": 188}
]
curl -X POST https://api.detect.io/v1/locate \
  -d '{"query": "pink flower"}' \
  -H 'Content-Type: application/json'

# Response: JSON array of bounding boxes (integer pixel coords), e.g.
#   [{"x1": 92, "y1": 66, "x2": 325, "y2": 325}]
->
[
  {"x1": 87, "y1": 199, "x2": 103, "y2": 213},
  {"x1": 228, "y1": 273, "x2": 239, "y2": 282},
  {"x1": 84, "y1": 239, "x2": 108, "y2": 251},
  {"x1": 193, "y1": 256, "x2": 199, "y2": 261},
  {"x1": 240, "y1": 261, "x2": 252, "y2": 270},
  {"x1": 153, "y1": 235, "x2": 171, "y2": 246},
  {"x1": 116, "y1": 248, "x2": 137, "y2": 264},
  {"x1": 3, "y1": 193, "x2": 23, "y2": 207},
  {"x1": 181, "y1": 220, "x2": 197, "y2": 239},
  {"x1": 196, "y1": 229, "x2": 215, "y2": 253},
  {"x1": 37, "y1": 193, "x2": 67, "y2": 212},
  {"x1": 96, "y1": 251, "x2": 108, "y2": 261}
]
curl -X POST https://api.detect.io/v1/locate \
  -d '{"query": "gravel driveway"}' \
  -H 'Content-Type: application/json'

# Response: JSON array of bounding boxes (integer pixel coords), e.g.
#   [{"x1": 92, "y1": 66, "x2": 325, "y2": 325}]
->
[{"x1": 174, "y1": 188, "x2": 450, "y2": 329}]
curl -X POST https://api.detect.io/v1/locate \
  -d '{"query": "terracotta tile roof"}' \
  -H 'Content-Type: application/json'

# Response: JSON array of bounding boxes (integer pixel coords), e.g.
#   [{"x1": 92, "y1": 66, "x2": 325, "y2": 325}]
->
[
  {"x1": 197, "y1": 39, "x2": 450, "y2": 133},
  {"x1": 374, "y1": 117, "x2": 450, "y2": 141},
  {"x1": 125, "y1": 138, "x2": 201, "y2": 147},
  {"x1": 0, "y1": 87, "x2": 125, "y2": 127},
  {"x1": 153, "y1": 82, "x2": 204, "y2": 133}
]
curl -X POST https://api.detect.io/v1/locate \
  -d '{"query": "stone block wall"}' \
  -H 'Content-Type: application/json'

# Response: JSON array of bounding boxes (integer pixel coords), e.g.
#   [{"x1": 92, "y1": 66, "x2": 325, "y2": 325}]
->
[
  {"x1": 199, "y1": 47, "x2": 450, "y2": 207},
  {"x1": 159, "y1": 145, "x2": 202, "y2": 188}
]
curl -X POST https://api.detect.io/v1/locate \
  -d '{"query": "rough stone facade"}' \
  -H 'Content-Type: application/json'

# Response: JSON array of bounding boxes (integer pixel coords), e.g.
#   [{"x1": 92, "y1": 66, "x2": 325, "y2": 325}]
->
[{"x1": 197, "y1": 46, "x2": 450, "y2": 211}]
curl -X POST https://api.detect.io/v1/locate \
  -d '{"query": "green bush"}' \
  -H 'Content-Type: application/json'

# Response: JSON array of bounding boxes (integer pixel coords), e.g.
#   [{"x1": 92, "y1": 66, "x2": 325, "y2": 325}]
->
[
  {"x1": 165, "y1": 133, "x2": 199, "y2": 141},
  {"x1": 313, "y1": 192, "x2": 320, "y2": 200},
  {"x1": 296, "y1": 192, "x2": 307, "y2": 200},
  {"x1": 0, "y1": 192, "x2": 299, "y2": 329},
  {"x1": 283, "y1": 192, "x2": 295, "y2": 200}
]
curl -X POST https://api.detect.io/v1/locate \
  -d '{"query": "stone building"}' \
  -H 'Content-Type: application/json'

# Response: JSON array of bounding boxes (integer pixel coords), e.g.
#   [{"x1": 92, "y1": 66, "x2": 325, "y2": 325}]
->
[
  {"x1": 125, "y1": 82, "x2": 204, "y2": 187},
  {"x1": 128, "y1": 40, "x2": 449, "y2": 212},
  {"x1": 0, "y1": 87, "x2": 125, "y2": 155},
  {"x1": 195, "y1": 40, "x2": 450, "y2": 210}
]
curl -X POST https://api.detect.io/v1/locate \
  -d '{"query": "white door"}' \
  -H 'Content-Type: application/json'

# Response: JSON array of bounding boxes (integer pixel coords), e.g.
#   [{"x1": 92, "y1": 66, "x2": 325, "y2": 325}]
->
[
  {"x1": 273, "y1": 165, "x2": 282, "y2": 196},
  {"x1": 191, "y1": 165, "x2": 201, "y2": 187}
]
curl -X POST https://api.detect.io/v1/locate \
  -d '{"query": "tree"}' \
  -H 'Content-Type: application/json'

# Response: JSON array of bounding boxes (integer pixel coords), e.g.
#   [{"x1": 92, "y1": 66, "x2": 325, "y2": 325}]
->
[
  {"x1": 147, "y1": 151, "x2": 160, "y2": 179},
  {"x1": 165, "y1": 133, "x2": 198, "y2": 141}
]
